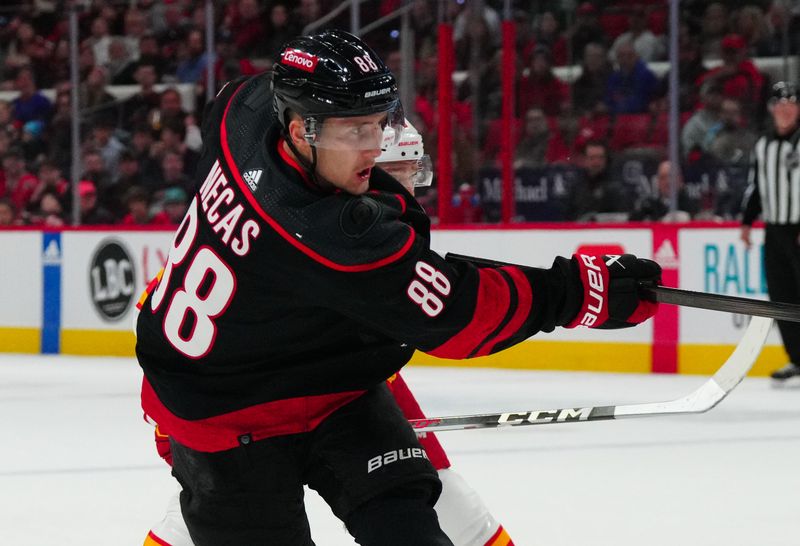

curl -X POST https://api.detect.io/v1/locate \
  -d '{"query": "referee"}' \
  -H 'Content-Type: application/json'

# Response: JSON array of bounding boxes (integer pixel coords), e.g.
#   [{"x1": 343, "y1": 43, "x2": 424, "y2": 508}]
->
[{"x1": 741, "y1": 81, "x2": 800, "y2": 381}]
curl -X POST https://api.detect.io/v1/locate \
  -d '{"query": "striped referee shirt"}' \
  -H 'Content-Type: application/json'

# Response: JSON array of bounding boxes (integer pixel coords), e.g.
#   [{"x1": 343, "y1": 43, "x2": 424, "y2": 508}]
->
[{"x1": 742, "y1": 127, "x2": 800, "y2": 225}]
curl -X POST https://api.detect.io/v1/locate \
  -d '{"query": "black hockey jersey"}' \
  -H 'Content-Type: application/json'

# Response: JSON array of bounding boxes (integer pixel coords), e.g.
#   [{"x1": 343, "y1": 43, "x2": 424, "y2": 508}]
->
[{"x1": 136, "y1": 73, "x2": 574, "y2": 452}]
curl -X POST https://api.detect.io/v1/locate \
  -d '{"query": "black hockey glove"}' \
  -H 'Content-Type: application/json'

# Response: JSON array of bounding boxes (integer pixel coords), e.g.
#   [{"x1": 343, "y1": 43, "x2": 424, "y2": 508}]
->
[{"x1": 557, "y1": 253, "x2": 661, "y2": 329}]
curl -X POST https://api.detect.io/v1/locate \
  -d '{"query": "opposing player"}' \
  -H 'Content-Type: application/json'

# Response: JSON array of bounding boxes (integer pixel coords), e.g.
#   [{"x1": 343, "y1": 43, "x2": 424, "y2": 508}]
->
[{"x1": 136, "y1": 30, "x2": 660, "y2": 545}]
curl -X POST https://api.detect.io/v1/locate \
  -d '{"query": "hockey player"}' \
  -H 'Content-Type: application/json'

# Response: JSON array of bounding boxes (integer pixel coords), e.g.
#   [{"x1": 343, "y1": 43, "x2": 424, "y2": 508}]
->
[
  {"x1": 136, "y1": 30, "x2": 660, "y2": 546},
  {"x1": 144, "y1": 122, "x2": 513, "y2": 546}
]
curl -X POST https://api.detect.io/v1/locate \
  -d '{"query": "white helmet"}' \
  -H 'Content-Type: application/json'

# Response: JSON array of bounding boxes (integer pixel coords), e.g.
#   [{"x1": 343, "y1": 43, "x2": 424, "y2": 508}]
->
[{"x1": 377, "y1": 120, "x2": 433, "y2": 187}]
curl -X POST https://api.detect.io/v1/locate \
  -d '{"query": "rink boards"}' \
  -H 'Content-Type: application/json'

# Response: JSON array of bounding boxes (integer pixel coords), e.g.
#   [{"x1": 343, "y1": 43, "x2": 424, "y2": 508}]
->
[{"x1": 0, "y1": 224, "x2": 787, "y2": 375}]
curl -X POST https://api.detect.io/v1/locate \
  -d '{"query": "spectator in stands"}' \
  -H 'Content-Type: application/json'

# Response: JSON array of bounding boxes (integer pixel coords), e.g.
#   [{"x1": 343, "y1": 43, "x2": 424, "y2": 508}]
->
[
  {"x1": 681, "y1": 81, "x2": 724, "y2": 160},
  {"x1": 3, "y1": 18, "x2": 49, "y2": 78},
  {"x1": 136, "y1": 32, "x2": 165, "y2": 78},
  {"x1": 11, "y1": 66, "x2": 51, "y2": 125},
  {"x1": 0, "y1": 146, "x2": 38, "y2": 214},
  {"x1": 610, "y1": 6, "x2": 665, "y2": 63},
  {"x1": 48, "y1": 90, "x2": 77, "y2": 173},
  {"x1": 514, "y1": 107, "x2": 570, "y2": 170},
  {"x1": 519, "y1": 45, "x2": 570, "y2": 117},
  {"x1": 696, "y1": 33, "x2": 766, "y2": 122},
  {"x1": 568, "y1": 140, "x2": 631, "y2": 221},
  {"x1": 152, "y1": 117, "x2": 200, "y2": 180},
  {"x1": 105, "y1": 150, "x2": 143, "y2": 218},
  {"x1": 80, "y1": 148, "x2": 112, "y2": 200},
  {"x1": 572, "y1": 42, "x2": 612, "y2": 115},
  {"x1": 700, "y1": 3, "x2": 730, "y2": 59},
  {"x1": 176, "y1": 29, "x2": 209, "y2": 84},
  {"x1": 223, "y1": 0, "x2": 266, "y2": 57},
  {"x1": 158, "y1": 150, "x2": 192, "y2": 195},
  {"x1": 707, "y1": 97, "x2": 758, "y2": 166},
  {"x1": 79, "y1": 65, "x2": 118, "y2": 124},
  {"x1": 120, "y1": 185, "x2": 168, "y2": 225},
  {"x1": 87, "y1": 16, "x2": 113, "y2": 68},
  {"x1": 410, "y1": 0, "x2": 438, "y2": 58},
  {"x1": 454, "y1": 11, "x2": 496, "y2": 71},
  {"x1": 0, "y1": 198, "x2": 17, "y2": 227},
  {"x1": 154, "y1": 87, "x2": 187, "y2": 128},
  {"x1": 605, "y1": 40, "x2": 658, "y2": 115},
  {"x1": 656, "y1": 26, "x2": 707, "y2": 113},
  {"x1": 569, "y1": 2, "x2": 607, "y2": 60},
  {"x1": 211, "y1": 29, "x2": 259, "y2": 86},
  {"x1": 78, "y1": 180, "x2": 114, "y2": 225},
  {"x1": 262, "y1": 3, "x2": 298, "y2": 59},
  {"x1": 89, "y1": 115, "x2": 126, "y2": 179},
  {"x1": 130, "y1": 124, "x2": 162, "y2": 188},
  {"x1": 0, "y1": 100, "x2": 14, "y2": 133},
  {"x1": 294, "y1": 0, "x2": 322, "y2": 31},
  {"x1": 30, "y1": 160, "x2": 69, "y2": 206},
  {"x1": 28, "y1": 189, "x2": 66, "y2": 227},
  {"x1": 453, "y1": 1, "x2": 500, "y2": 48},
  {"x1": 159, "y1": 186, "x2": 189, "y2": 225},
  {"x1": 121, "y1": 62, "x2": 161, "y2": 129},
  {"x1": 630, "y1": 160, "x2": 693, "y2": 221},
  {"x1": 122, "y1": 8, "x2": 147, "y2": 61},
  {"x1": 106, "y1": 36, "x2": 137, "y2": 85},
  {"x1": 20, "y1": 120, "x2": 45, "y2": 164},
  {"x1": 156, "y1": 3, "x2": 190, "y2": 77},
  {"x1": 733, "y1": 5, "x2": 773, "y2": 57},
  {"x1": 523, "y1": 11, "x2": 568, "y2": 67}
]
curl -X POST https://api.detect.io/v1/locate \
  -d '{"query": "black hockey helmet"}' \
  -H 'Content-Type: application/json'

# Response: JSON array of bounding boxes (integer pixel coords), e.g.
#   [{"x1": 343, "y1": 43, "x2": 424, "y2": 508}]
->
[
  {"x1": 271, "y1": 29, "x2": 404, "y2": 148},
  {"x1": 771, "y1": 81, "x2": 799, "y2": 103}
]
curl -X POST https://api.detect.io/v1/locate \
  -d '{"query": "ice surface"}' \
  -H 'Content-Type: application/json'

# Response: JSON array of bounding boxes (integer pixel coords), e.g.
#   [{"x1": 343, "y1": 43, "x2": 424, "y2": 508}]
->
[{"x1": 1, "y1": 354, "x2": 799, "y2": 545}]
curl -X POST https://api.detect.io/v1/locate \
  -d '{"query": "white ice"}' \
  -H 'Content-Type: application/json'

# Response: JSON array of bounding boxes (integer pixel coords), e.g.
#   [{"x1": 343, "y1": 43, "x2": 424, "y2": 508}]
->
[{"x1": 1, "y1": 353, "x2": 799, "y2": 546}]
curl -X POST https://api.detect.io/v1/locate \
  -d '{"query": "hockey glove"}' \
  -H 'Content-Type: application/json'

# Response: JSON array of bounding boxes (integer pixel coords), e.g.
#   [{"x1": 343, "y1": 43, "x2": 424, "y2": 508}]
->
[{"x1": 561, "y1": 253, "x2": 661, "y2": 329}]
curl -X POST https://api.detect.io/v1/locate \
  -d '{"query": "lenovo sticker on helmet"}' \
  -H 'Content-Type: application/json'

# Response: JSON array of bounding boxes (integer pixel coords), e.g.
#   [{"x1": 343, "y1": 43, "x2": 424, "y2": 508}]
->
[{"x1": 281, "y1": 49, "x2": 318, "y2": 72}]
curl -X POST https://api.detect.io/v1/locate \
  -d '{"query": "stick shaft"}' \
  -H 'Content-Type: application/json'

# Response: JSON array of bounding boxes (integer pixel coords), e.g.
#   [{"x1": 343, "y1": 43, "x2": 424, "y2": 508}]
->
[{"x1": 445, "y1": 253, "x2": 800, "y2": 323}]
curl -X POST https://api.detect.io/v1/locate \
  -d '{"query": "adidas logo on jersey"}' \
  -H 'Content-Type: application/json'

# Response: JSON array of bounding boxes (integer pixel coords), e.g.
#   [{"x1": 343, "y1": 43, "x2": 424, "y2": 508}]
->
[{"x1": 243, "y1": 169, "x2": 263, "y2": 191}]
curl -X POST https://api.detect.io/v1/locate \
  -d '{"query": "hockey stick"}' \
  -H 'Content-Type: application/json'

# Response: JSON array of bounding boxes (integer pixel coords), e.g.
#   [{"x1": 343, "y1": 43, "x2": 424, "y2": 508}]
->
[
  {"x1": 445, "y1": 253, "x2": 800, "y2": 323},
  {"x1": 409, "y1": 315, "x2": 772, "y2": 432}
]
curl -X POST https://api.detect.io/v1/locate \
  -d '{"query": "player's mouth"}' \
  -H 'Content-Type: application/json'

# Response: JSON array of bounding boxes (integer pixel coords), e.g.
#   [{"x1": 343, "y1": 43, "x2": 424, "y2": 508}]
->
[{"x1": 356, "y1": 167, "x2": 372, "y2": 182}]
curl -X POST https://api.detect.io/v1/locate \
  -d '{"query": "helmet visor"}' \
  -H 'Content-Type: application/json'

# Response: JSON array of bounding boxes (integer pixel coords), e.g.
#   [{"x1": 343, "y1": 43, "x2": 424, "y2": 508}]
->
[{"x1": 305, "y1": 104, "x2": 405, "y2": 151}]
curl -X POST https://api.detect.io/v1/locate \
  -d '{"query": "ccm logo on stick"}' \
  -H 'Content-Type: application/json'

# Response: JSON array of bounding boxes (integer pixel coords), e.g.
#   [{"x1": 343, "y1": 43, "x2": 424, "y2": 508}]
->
[
  {"x1": 577, "y1": 254, "x2": 605, "y2": 327},
  {"x1": 498, "y1": 407, "x2": 593, "y2": 424},
  {"x1": 282, "y1": 49, "x2": 318, "y2": 72}
]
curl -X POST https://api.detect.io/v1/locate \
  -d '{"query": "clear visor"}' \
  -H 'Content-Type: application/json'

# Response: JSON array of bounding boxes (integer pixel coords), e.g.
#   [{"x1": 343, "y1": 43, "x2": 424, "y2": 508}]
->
[
  {"x1": 379, "y1": 155, "x2": 433, "y2": 188},
  {"x1": 305, "y1": 107, "x2": 405, "y2": 151}
]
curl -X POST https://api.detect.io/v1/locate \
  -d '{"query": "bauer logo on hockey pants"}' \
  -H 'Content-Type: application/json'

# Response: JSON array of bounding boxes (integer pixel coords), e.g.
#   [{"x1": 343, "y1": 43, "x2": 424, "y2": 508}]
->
[{"x1": 367, "y1": 447, "x2": 428, "y2": 473}]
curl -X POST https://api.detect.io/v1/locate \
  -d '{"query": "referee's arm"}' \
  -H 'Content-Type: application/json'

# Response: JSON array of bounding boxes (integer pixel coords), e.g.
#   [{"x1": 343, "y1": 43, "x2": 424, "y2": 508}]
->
[{"x1": 740, "y1": 147, "x2": 763, "y2": 247}]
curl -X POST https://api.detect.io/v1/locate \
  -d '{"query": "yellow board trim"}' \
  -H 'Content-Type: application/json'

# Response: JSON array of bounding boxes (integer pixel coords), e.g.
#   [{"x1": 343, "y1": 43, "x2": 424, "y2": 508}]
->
[
  {"x1": 0, "y1": 327, "x2": 40, "y2": 353},
  {"x1": 679, "y1": 344, "x2": 788, "y2": 377},
  {"x1": 60, "y1": 329, "x2": 137, "y2": 356},
  {"x1": 409, "y1": 341, "x2": 652, "y2": 374}
]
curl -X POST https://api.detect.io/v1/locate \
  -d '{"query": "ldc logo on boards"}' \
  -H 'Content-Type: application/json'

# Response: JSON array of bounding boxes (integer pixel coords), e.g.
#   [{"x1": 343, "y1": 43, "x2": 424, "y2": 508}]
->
[{"x1": 89, "y1": 240, "x2": 136, "y2": 321}]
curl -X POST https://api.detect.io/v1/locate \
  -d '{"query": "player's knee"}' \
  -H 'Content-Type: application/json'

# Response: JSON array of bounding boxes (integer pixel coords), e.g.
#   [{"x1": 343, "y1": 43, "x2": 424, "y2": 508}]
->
[{"x1": 345, "y1": 479, "x2": 453, "y2": 546}]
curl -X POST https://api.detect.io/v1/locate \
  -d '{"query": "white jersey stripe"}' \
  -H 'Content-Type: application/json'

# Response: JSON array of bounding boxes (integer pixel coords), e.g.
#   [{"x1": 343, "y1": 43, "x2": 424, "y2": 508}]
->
[{"x1": 778, "y1": 141, "x2": 790, "y2": 223}]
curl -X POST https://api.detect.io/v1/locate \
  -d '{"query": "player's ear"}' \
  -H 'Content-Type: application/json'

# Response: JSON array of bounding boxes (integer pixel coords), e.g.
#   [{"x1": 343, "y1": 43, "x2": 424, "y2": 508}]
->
[{"x1": 287, "y1": 116, "x2": 307, "y2": 149}]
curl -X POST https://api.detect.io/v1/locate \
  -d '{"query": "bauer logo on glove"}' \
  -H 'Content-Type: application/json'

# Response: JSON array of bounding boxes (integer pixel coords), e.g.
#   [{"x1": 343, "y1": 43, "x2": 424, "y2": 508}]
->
[{"x1": 565, "y1": 253, "x2": 661, "y2": 330}]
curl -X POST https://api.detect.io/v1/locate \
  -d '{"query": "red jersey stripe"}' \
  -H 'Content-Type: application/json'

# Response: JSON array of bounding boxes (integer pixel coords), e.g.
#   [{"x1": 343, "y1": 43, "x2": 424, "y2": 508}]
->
[
  {"x1": 485, "y1": 525, "x2": 514, "y2": 546},
  {"x1": 141, "y1": 377, "x2": 365, "y2": 452},
  {"x1": 427, "y1": 268, "x2": 510, "y2": 359},
  {"x1": 218, "y1": 87, "x2": 416, "y2": 272},
  {"x1": 144, "y1": 531, "x2": 172, "y2": 546},
  {"x1": 474, "y1": 266, "x2": 533, "y2": 357}
]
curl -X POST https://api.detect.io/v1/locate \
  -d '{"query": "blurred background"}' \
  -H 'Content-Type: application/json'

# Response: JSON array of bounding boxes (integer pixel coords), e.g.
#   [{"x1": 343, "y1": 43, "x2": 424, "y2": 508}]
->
[{"x1": 0, "y1": 0, "x2": 796, "y2": 229}]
